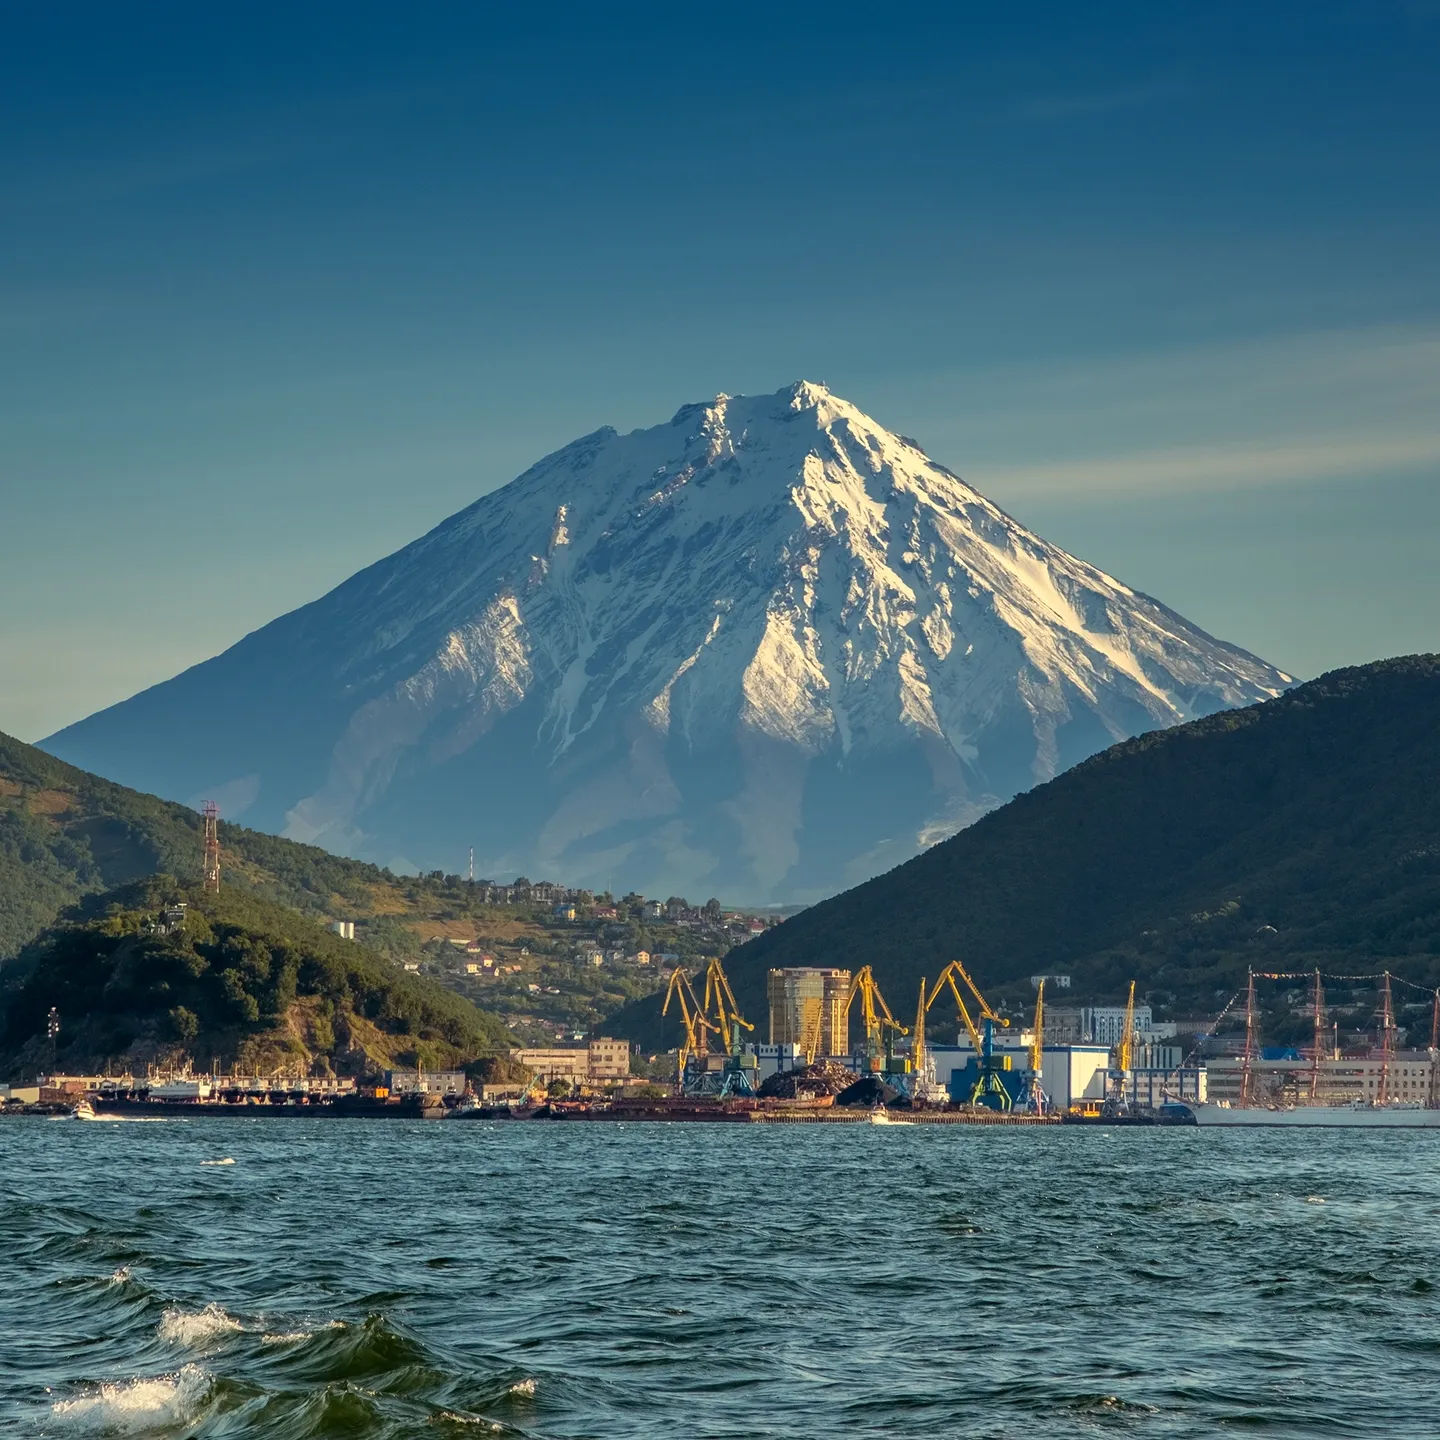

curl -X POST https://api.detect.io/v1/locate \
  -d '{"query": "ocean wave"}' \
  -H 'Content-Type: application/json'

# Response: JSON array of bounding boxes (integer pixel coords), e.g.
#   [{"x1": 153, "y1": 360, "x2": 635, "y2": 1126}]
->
[
  {"x1": 157, "y1": 1304, "x2": 243, "y2": 1347},
  {"x1": 259, "y1": 1320, "x2": 344, "y2": 1345},
  {"x1": 51, "y1": 1363, "x2": 210, "y2": 1431},
  {"x1": 263, "y1": 1312, "x2": 436, "y2": 1384}
]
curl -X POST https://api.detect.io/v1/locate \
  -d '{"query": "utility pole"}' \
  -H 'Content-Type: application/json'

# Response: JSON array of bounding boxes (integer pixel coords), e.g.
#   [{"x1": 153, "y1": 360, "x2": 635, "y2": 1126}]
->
[
  {"x1": 1309, "y1": 969, "x2": 1326, "y2": 1101},
  {"x1": 468, "y1": 847, "x2": 475, "y2": 884}
]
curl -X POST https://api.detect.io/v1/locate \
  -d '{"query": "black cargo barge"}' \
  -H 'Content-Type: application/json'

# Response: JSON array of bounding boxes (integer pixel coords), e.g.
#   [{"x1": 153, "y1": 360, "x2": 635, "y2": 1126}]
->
[{"x1": 82, "y1": 1092, "x2": 447, "y2": 1119}]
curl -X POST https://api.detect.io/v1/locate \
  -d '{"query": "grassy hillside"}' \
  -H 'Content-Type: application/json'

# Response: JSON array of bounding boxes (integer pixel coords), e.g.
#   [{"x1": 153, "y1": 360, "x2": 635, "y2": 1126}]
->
[
  {"x1": 0, "y1": 730, "x2": 728, "y2": 1041},
  {"x1": 0, "y1": 729, "x2": 417, "y2": 959},
  {"x1": 0, "y1": 878, "x2": 515, "y2": 1079},
  {"x1": 612, "y1": 656, "x2": 1440, "y2": 1046}
]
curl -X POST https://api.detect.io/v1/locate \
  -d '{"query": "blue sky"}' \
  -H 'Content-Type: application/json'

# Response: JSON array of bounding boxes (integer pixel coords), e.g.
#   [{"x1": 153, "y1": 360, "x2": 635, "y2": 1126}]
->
[{"x1": 2, "y1": 2, "x2": 1438, "y2": 740}]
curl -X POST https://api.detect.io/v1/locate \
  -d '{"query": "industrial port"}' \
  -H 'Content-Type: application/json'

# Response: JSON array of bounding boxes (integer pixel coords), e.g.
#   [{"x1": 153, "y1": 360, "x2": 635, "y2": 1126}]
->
[{"x1": 12, "y1": 950, "x2": 1440, "y2": 1128}]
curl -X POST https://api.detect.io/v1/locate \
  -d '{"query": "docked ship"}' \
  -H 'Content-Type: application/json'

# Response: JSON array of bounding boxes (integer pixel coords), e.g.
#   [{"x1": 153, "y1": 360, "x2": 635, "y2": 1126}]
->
[
  {"x1": 1184, "y1": 969, "x2": 1440, "y2": 1127},
  {"x1": 75, "y1": 1074, "x2": 447, "y2": 1119},
  {"x1": 1180, "y1": 1099, "x2": 1440, "y2": 1128}
]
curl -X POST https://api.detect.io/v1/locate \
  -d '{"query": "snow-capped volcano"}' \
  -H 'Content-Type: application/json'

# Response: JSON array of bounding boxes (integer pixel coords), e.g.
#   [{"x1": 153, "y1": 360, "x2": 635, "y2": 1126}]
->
[{"x1": 43, "y1": 382, "x2": 1291, "y2": 902}]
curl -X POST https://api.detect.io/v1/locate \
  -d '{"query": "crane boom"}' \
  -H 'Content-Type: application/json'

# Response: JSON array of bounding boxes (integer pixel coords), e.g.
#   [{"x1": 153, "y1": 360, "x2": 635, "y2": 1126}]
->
[
  {"x1": 926, "y1": 959, "x2": 1009, "y2": 1056},
  {"x1": 1115, "y1": 980, "x2": 1137, "y2": 1075},
  {"x1": 912, "y1": 978, "x2": 928, "y2": 1079},
  {"x1": 702, "y1": 955, "x2": 754, "y2": 1055},
  {"x1": 842, "y1": 966, "x2": 908, "y2": 1071},
  {"x1": 661, "y1": 966, "x2": 711, "y2": 1077},
  {"x1": 921, "y1": 959, "x2": 1014, "y2": 1109},
  {"x1": 800, "y1": 996, "x2": 824, "y2": 1063},
  {"x1": 1030, "y1": 979, "x2": 1045, "y2": 1076}
]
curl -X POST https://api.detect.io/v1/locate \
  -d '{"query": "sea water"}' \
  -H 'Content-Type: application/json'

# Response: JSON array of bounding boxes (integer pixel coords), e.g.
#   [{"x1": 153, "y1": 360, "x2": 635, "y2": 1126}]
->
[{"x1": 3, "y1": 1118, "x2": 1439, "y2": 1437}]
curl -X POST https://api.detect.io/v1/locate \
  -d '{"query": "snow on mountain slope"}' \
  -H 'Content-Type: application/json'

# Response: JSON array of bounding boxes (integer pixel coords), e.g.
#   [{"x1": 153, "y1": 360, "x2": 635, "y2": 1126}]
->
[{"x1": 42, "y1": 382, "x2": 1292, "y2": 902}]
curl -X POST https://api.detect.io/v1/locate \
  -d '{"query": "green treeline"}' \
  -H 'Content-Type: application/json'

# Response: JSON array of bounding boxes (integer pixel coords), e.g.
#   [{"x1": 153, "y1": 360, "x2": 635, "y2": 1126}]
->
[{"x1": 1, "y1": 877, "x2": 513, "y2": 1076}]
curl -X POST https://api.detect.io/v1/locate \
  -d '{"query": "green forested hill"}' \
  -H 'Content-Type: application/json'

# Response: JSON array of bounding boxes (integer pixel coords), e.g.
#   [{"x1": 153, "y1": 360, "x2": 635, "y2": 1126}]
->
[
  {"x1": 0, "y1": 730, "x2": 723, "y2": 1046},
  {"x1": 0, "y1": 878, "x2": 514, "y2": 1077},
  {"x1": 614, "y1": 656, "x2": 1440, "y2": 1044},
  {"x1": 0, "y1": 729, "x2": 416, "y2": 960}
]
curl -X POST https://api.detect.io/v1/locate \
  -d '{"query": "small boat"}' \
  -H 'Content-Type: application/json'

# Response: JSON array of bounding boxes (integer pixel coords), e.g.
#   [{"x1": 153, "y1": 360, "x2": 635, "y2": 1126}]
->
[
  {"x1": 868, "y1": 1107, "x2": 913, "y2": 1125},
  {"x1": 73, "y1": 1097, "x2": 96, "y2": 1121}
]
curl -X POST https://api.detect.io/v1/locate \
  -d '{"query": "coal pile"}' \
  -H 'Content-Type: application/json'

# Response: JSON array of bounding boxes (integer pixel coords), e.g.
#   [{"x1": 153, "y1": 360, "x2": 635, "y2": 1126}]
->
[
  {"x1": 757, "y1": 1060, "x2": 855, "y2": 1100},
  {"x1": 835, "y1": 1076, "x2": 907, "y2": 1108}
]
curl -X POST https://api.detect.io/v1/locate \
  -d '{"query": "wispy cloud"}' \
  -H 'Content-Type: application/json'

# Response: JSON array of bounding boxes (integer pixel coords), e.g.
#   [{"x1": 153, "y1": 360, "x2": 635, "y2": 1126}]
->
[
  {"x1": 893, "y1": 323, "x2": 1440, "y2": 502},
  {"x1": 972, "y1": 430, "x2": 1440, "y2": 500}
]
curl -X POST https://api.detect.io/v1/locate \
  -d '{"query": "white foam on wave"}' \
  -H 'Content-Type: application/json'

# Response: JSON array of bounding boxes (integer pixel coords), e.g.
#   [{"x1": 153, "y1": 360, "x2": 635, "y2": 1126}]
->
[
  {"x1": 107, "y1": 1266, "x2": 131, "y2": 1287},
  {"x1": 509, "y1": 1378, "x2": 537, "y2": 1397},
  {"x1": 260, "y1": 1319, "x2": 344, "y2": 1345},
  {"x1": 51, "y1": 1363, "x2": 210, "y2": 1431},
  {"x1": 199, "y1": 1158, "x2": 235, "y2": 1166},
  {"x1": 157, "y1": 1303, "x2": 243, "y2": 1347}
]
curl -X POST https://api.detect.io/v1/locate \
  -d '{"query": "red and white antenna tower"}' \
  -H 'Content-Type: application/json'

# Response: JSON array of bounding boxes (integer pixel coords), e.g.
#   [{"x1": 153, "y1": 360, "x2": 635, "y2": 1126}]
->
[{"x1": 202, "y1": 801, "x2": 221, "y2": 893}]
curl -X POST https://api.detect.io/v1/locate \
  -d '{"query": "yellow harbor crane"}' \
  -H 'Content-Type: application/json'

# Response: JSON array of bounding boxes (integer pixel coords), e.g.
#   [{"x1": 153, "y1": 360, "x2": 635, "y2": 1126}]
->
[
  {"x1": 907, "y1": 976, "x2": 948, "y2": 1101},
  {"x1": 702, "y1": 954, "x2": 754, "y2": 1056},
  {"x1": 912, "y1": 977, "x2": 929, "y2": 1081},
  {"x1": 800, "y1": 996, "x2": 825, "y2": 1064},
  {"x1": 1115, "y1": 980, "x2": 1137, "y2": 1073},
  {"x1": 1107, "y1": 979, "x2": 1138, "y2": 1110},
  {"x1": 667, "y1": 954, "x2": 757, "y2": 1097},
  {"x1": 843, "y1": 965, "x2": 908, "y2": 1073},
  {"x1": 1025, "y1": 979, "x2": 1048, "y2": 1112},
  {"x1": 927, "y1": 960, "x2": 1009, "y2": 1054},
  {"x1": 1030, "y1": 980, "x2": 1045, "y2": 1076},
  {"x1": 927, "y1": 958, "x2": 1013, "y2": 1108},
  {"x1": 661, "y1": 966, "x2": 712, "y2": 1078}
]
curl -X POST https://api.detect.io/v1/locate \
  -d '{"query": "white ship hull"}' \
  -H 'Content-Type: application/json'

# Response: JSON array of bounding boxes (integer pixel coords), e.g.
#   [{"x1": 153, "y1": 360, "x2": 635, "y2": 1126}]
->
[{"x1": 1186, "y1": 1102, "x2": 1440, "y2": 1128}]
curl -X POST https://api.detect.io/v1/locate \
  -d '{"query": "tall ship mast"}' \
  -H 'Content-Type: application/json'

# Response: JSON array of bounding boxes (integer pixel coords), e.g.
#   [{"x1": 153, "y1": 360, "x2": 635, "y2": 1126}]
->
[{"x1": 1183, "y1": 968, "x2": 1440, "y2": 1128}]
